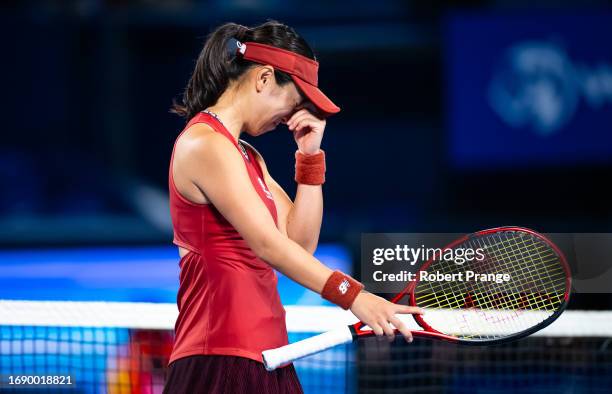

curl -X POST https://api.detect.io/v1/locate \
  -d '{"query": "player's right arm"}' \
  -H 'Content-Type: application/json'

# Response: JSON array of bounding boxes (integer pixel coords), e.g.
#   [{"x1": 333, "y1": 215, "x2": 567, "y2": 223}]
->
[{"x1": 172, "y1": 125, "x2": 421, "y2": 341}]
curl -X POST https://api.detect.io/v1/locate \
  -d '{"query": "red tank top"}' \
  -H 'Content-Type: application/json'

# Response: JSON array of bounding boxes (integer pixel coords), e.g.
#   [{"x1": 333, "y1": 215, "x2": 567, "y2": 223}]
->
[{"x1": 168, "y1": 111, "x2": 288, "y2": 365}]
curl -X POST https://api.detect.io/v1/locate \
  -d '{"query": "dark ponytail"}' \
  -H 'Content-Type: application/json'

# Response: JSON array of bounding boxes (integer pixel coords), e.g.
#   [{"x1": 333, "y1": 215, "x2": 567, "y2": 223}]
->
[{"x1": 171, "y1": 20, "x2": 315, "y2": 120}]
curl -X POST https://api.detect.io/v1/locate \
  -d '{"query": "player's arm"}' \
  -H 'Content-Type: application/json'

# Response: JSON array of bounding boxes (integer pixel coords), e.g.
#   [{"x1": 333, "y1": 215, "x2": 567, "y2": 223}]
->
[
  {"x1": 174, "y1": 128, "x2": 418, "y2": 341},
  {"x1": 242, "y1": 141, "x2": 322, "y2": 254}
]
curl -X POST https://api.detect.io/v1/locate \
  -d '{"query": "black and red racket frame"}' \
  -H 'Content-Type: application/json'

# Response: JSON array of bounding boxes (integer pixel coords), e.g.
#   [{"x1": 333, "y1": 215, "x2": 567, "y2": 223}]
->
[{"x1": 349, "y1": 226, "x2": 572, "y2": 345}]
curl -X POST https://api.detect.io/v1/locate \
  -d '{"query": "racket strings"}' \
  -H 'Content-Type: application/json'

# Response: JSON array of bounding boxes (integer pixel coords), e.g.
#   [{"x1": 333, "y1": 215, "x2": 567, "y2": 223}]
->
[
  {"x1": 415, "y1": 234, "x2": 563, "y2": 308},
  {"x1": 459, "y1": 234, "x2": 564, "y2": 338},
  {"x1": 413, "y1": 231, "x2": 568, "y2": 340},
  {"x1": 481, "y1": 234, "x2": 566, "y2": 305},
  {"x1": 418, "y1": 234, "x2": 560, "y2": 310},
  {"x1": 470, "y1": 235, "x2": 563, "y2": 310},
  {"x1": 494, "y1": 234, "x2": 565, "y2": 299}
]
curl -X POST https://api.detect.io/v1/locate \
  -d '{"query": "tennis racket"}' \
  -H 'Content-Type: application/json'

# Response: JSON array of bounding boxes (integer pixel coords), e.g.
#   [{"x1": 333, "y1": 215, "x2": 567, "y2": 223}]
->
[{"x1": 263, "y1": 226, "x2": 571, "y2": 371}]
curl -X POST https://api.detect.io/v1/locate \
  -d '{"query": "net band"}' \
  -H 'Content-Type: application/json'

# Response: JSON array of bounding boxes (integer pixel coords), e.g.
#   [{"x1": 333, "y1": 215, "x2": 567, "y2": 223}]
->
[{"x1": 0, "y1": 300, "x2": 610, "y2": 393}]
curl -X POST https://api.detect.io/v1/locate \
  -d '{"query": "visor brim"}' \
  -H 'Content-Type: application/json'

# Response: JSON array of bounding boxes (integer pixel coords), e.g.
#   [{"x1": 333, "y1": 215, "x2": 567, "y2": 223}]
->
[{"x1": 292, "y1": 76, "x2": 341, "y2": 118}]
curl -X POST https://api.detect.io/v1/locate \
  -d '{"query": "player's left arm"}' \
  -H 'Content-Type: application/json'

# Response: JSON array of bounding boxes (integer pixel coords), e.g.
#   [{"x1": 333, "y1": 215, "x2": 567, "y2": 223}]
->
[{"x1": 243, "y1": 141, "x2": 322, "y2": 254}]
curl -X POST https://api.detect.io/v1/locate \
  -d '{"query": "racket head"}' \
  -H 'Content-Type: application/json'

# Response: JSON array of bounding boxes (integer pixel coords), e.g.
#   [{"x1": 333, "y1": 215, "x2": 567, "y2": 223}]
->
[{"x1": 407, "y1": 226, "x2": 571, "y2": 344}]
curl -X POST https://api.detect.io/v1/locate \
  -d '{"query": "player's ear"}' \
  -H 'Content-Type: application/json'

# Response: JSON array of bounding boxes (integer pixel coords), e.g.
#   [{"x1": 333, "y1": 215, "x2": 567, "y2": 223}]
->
[{"x1": 255, "y1": 66, "x2": 275, "y2": 93}]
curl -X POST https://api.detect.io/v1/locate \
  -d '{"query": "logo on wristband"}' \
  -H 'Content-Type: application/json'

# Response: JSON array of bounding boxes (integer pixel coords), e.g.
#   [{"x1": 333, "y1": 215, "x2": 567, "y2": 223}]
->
[{"x1": 338, "y1": 279, "x2": 350, "y2": 295}]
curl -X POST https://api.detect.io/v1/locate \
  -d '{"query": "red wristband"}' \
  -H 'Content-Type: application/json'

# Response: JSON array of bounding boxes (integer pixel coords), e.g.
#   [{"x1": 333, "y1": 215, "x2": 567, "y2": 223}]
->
[
  {"x1": 321, "y1": 271, "x2": 364, "y2": 310},
  {"x1": 295, "y1": 150, "x2": 325, "y2": 185}
]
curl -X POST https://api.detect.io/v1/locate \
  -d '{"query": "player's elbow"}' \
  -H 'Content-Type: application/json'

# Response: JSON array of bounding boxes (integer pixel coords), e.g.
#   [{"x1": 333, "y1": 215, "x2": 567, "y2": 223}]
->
[{"x1": 300, "y1": 240, "x2": 317, "y2": 255}]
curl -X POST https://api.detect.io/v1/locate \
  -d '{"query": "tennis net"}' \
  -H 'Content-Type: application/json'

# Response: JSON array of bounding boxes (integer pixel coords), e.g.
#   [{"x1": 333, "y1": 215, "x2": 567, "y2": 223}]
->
[{"x1": 0, "y1": 301, "x2": 610, "y2": 393}]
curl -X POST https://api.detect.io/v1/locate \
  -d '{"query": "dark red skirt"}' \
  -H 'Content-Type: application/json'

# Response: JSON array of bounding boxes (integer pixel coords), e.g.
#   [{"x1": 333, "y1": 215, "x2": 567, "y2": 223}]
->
[{"x1": 163, "y1": 355, "x2": 304, "y2": 394}]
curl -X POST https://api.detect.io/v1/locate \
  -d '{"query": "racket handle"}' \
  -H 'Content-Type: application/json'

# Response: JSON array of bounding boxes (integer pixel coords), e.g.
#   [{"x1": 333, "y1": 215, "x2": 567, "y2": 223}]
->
[{"x1": 262, "y1": 326, "x2": 354, "y2": 371}]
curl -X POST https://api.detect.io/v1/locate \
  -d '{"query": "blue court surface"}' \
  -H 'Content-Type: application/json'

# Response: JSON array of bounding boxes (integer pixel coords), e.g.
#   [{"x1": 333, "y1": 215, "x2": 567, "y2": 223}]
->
[{"x1": 0, "y1": 244, "x2": 352, "y2": 305}]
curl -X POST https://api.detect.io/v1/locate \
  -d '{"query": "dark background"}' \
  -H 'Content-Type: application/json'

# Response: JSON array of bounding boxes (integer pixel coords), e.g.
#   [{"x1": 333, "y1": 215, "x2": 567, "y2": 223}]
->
[{"x1": 1, "y1": 0, "x2": 610, "y2": 308}]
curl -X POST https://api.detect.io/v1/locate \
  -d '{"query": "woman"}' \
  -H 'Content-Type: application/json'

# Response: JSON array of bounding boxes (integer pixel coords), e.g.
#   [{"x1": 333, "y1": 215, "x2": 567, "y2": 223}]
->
[{"x1": 164, "y1": 20, "x2": 422, "y2": 393}]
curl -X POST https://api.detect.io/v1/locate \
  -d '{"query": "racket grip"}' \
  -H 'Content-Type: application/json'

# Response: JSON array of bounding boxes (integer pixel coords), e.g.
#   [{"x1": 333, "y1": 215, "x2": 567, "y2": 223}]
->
[{"x1": 262, "y1": 326, "x2": 354, "y2": 371}]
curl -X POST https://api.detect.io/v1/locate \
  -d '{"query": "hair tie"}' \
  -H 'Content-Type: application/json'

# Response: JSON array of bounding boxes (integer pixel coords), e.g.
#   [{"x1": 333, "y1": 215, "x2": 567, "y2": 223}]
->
[{"x1": 226, "y1": 37, "x2": 244, "y2": 59}]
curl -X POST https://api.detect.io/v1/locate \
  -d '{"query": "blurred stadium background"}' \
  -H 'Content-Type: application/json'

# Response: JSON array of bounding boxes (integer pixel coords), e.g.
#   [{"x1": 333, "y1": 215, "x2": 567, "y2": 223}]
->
[{"x1": 1, "y1": 0, "x2": 611, "y2": 393}]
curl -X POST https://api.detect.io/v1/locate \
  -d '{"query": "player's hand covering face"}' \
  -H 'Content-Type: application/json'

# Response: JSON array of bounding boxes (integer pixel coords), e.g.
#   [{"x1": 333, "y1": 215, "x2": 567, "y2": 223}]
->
[{"x1": 286, "y1": 108, "x2": 326, "y2": 155}]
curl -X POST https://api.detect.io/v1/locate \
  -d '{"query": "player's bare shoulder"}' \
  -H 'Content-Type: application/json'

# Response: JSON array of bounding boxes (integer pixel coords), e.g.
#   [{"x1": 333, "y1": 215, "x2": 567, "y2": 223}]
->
[
  {"x1": 175, "y1": 123, "x2": 215, "y2": 156},
  {"x1": 174, "y1": 123, "x2": 236, "y2": 165}
]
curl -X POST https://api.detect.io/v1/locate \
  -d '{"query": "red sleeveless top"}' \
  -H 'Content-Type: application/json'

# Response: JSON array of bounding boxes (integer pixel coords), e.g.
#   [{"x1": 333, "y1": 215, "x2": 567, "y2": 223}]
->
[{"x1": 168, "y1": 111, "x2": 288, "y2": 365}]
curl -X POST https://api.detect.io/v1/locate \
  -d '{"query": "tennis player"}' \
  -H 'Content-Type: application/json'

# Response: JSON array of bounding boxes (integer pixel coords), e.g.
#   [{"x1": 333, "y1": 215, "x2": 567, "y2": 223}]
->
[{"x1": 163, "y1": 20, "x2": 423, "y2": 393}]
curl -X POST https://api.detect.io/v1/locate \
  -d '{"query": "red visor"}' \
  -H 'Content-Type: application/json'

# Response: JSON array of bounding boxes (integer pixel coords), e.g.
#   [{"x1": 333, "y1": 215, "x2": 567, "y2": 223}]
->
[{"x1": 236, "y1": 41, "x2": 340, "y2": 117}]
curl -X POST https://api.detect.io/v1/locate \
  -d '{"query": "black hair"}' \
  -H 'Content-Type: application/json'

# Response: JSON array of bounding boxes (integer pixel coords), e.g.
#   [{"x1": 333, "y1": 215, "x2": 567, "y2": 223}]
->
[{"x1": 171, "y1": 20, "x2": 315, "y2": 120}]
